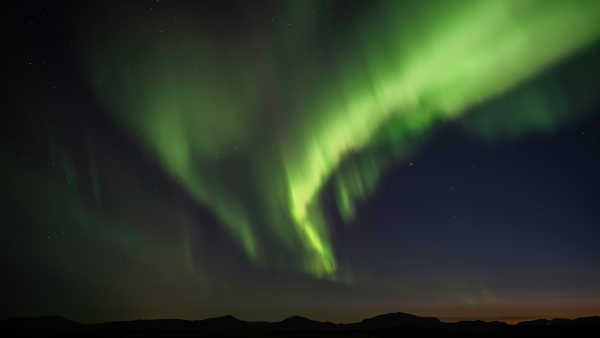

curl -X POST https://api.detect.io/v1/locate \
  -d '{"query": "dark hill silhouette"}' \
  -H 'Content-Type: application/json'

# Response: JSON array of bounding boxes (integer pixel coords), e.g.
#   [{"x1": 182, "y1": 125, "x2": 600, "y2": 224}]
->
[
  {"x1": 91, "y1": 318, "x2": 197, "y2": 330},
  {"x1": 195, "y1": 314, "x2": 249, "y2": 328},
  {"x1": 518, "y1": 318, "x2": 552, "y2": 327},
  {"x1": 2, "y1": 313, "x2": 599, "y2": 337},
  {"x1": 276, "y1": 315, "x2": 335, "y2": 329},
  {"x1": 518, "y1": 316, "x2": 600, "y2": 328},
  {"x1": 353, "y1": 312, "x2": 442, "y2": 329}
]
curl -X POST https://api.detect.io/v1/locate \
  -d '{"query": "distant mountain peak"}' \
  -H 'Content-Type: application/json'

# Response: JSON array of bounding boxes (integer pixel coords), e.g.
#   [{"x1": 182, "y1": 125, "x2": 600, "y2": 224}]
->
[
  {"x1": 195, "y1": 314, "x2": 247, "y2": 328},
  {"x1": 277, "y1": 315, "x2": 333, "y2": 329},
  {"x1": 367, "y1": 312, "x2": 420, "y2": 320},
  {"x1": 357, "y1": 312, "x2": 441, "y2": 329},
  {"x1": 281, "y1": 315, "x2": 312, "y2": 322},
  {"x1": 218, "y1": 314, "x2": 238, "y2": 320}
]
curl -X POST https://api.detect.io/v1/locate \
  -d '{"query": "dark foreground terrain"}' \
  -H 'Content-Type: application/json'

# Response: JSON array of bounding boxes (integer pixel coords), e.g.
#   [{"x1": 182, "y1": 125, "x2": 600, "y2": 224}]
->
[{"x1": 3, "y1": 312, "x2": 599, "y2": 337}]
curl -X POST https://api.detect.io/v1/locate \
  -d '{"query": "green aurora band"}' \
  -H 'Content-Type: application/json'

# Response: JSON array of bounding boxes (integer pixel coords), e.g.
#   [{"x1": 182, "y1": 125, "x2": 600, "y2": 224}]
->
[{"x1": 87, "y1": 0, "x2": 600, "y2": 278}]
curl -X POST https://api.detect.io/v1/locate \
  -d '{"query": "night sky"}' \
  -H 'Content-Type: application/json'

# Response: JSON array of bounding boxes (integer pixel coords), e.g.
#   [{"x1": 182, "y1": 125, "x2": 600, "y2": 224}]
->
[{"x1": 7, "y1": 0, "x2": 600, "y2": 324}]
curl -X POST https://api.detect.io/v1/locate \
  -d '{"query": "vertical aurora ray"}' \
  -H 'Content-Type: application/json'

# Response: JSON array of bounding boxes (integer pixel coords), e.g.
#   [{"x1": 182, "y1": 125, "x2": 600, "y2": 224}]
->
[{"x1": 87, "y1": 0, "x2": 600, "y2": 278}]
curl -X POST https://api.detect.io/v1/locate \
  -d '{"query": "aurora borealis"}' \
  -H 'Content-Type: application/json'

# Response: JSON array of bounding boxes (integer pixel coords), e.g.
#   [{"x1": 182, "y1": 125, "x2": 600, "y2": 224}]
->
[
  {"x1": 8, "y1": 0, "x2": 600, "y2": 324},
  {"x1": 86, "y1": 0, "x2": 600, "y2": 278}
]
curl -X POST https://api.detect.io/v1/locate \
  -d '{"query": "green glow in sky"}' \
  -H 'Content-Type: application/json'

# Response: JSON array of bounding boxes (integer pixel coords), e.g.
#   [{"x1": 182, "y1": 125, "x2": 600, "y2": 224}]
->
[{"x1": 87, "y1": 0, "x2": 600, "y2": 278}]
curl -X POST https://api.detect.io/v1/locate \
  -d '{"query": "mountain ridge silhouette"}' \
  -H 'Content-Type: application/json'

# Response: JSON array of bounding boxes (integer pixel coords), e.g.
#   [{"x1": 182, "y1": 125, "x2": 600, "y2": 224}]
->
[{"x1": 3, "y1": 313, "x2": 599, "y2": 337}]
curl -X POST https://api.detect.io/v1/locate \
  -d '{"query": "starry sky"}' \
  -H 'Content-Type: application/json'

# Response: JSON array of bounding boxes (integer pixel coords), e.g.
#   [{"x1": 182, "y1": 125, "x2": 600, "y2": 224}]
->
[{"x1": 6, "y1": 0, "x2": 600, "y2": 324}]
